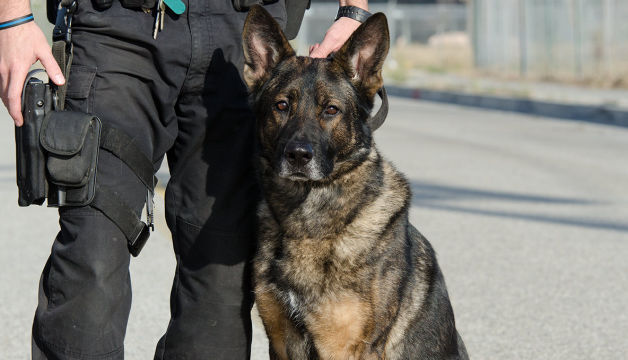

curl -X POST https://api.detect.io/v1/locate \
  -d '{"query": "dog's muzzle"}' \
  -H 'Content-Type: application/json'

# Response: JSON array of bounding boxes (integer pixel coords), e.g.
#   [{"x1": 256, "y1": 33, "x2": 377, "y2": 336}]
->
[
  {"x1": 279, "y1": 140, "x2": 325, "y2": 181},
  {"x1": 284, "y1": 141, "x2": 313, "y2": 167}
]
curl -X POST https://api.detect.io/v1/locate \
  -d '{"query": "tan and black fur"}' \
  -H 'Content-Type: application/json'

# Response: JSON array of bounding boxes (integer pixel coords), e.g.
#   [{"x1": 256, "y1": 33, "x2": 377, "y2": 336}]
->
[{"x1": 242, "y1": 6, "x2": 468, "y2": 359}]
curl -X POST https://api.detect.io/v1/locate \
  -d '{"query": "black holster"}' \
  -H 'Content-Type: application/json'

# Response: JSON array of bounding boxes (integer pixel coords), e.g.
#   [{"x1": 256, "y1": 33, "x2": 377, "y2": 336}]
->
[
  {"x1": 17, "y1": 73, "x2": 154, "y2": 257},
  {"x1": 16, "y1": 77, "x2": 50, "y2": 207},
  {"x1": 17, "y1": 73, "x2": 100, "y2": 208}
]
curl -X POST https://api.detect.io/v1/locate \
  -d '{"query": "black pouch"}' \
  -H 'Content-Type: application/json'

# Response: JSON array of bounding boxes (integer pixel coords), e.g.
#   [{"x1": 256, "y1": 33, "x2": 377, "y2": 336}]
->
[
  {"x1": 40, "y1": 111, "x2": 102, "y2": 207},
  {"x1": 120, "y1": 0, "x2": 156, "y2": 10},
  {"x1": 16, "y1": 77, "x2": 52, "y2": 207}
]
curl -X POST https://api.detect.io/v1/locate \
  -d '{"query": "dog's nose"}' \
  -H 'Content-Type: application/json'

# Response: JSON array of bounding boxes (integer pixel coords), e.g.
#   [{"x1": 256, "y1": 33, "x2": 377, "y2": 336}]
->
[{"x1": 284, "y1": 141, "x2": 313, "y2": 167}]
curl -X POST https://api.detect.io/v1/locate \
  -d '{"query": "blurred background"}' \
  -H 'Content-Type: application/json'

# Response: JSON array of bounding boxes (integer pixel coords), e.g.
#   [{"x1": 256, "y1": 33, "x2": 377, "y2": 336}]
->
[
  {"x1": 297, "y1": 0, "x2": 628, "y2": 111},
  {"x1": 2, "y1": 1, "x2": 625, "y2": 359},
  {"x1": 299, "y1": 0, "x2": 628, "y2": 85},
  {"x1": 32, "y1": 0, "x2": 628, "y2": 103}
]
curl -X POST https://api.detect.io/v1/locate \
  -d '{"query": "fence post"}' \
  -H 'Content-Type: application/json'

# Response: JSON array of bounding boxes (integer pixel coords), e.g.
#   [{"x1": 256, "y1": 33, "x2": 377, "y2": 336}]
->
[
  {"x1": 471, "y1": 0, "x2": 481, "y2": 68},
  {"x1": 518, "y1": 0, "x2": 527, "y2": 77},
  {"x1": 572, "y1": 0, "x2": 583, "y2": 80},
  {"x1": 387, "y1": 0, "x2": 398, "y2": 45},
  {"x1": 602, "y1": 0, "x2": 613, "y2": 76}
]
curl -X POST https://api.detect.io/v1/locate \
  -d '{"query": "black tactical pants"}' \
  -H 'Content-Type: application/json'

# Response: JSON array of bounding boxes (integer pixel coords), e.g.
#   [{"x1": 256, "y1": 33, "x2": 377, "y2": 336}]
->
[{"x1": 31, "y1": 0, "x2": 286, "y2": 358}]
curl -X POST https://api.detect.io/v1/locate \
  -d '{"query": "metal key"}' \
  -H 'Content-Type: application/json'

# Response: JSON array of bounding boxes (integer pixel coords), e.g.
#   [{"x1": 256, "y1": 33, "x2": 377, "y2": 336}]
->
[
  {"x1": 160, "y1": 1, "x2": 165, "y2": 31},
  {"x1": 152, "y1": 0, "x2": 164, "y2": 39}
]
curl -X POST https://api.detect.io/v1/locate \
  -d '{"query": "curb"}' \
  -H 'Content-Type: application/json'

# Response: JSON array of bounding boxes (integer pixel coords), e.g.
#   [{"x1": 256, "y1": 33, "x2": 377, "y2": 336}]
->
[{"x1": 386, "y1": 86, "x2": 628, "y2": 128}]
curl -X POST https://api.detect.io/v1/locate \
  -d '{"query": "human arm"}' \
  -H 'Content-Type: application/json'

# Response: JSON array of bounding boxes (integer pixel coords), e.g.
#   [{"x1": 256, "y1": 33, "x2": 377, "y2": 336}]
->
[
  {"x1": 0, "y1": 0, "x2": 65, "y2": 126},
  {"x1": 309, "y1": 0, "x2": 368, "y2": 58}
]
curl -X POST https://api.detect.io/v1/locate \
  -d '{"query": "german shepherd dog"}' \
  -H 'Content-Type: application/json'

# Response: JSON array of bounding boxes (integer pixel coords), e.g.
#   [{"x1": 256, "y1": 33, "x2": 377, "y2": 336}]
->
[{"x1": 242, "y1": 6, "x2": 468, "y2": 359}]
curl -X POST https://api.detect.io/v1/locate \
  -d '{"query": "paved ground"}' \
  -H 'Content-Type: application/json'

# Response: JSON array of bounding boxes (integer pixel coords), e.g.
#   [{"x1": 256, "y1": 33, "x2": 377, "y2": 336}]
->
[{"x1": 1, "y1": 97, "x2": 627, "y2": 359}]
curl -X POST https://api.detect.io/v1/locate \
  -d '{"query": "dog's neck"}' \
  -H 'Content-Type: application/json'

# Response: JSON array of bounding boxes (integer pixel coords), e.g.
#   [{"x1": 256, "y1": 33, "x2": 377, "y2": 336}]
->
[{"x1": 261, "y1": 148, "x2": 388, "y2": 238}]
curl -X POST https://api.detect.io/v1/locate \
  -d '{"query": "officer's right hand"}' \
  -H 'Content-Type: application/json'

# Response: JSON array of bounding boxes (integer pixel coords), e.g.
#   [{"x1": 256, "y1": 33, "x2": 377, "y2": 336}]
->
[{"x1": 0, "y1": 21, "x2": 65, "y2": 127}]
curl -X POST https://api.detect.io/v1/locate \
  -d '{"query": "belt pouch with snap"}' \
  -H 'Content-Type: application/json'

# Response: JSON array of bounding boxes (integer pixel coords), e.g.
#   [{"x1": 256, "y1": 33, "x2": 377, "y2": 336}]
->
[{"x1": 40, "y1": 111, "x2": 102, "y2": 207}]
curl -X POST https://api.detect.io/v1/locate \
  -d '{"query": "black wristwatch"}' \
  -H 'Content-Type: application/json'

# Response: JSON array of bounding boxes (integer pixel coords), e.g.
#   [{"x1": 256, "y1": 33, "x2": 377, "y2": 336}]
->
[{"x1": 336, "y1": 6, "x2": 372, "y2": 23}]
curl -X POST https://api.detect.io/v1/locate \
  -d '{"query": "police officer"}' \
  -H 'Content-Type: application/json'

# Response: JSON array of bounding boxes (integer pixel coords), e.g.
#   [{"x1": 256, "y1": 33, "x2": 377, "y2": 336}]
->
[{"x1": 0, "y1": 0, "x2": 369, "y2": 358}]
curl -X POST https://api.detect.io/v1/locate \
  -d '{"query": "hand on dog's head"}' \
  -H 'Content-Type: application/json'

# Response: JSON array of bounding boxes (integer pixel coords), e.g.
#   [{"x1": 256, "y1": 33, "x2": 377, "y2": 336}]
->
[{"x1": 242, "y1": 5, "x2": 389, "y2": 100}]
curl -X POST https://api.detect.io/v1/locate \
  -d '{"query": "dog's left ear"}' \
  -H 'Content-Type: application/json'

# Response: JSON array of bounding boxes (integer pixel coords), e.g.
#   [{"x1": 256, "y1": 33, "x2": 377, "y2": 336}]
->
[
  {"x1": 242, "y1": 5, "x2": 296, "y2": 90},
  {"x1": 333, "y1": 13, "x2": 390, "y2": 100}
]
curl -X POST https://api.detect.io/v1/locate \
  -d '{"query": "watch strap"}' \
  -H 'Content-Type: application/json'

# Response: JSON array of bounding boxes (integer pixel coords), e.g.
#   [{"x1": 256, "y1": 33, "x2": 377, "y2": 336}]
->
[{"x1": 335, "y1": 6, "x2": 372, "y2": 23}]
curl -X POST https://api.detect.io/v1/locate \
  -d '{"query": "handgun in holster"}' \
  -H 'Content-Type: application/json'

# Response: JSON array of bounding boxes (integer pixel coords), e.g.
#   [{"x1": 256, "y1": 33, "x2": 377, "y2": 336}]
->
[{"x1": 17, "y1": 70, "x2": 155, "y2": 257}]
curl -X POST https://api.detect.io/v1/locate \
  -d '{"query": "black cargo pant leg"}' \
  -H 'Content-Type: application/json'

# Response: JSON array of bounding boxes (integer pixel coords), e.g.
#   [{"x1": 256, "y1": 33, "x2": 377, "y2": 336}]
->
[
  {"x1": 32, "y1": 1, "x2": 186, "y2": 358},
  {"x1": 153, "y1": 1, "x2": 287, "y2": 357},
  {"x1": 154, "y1": 79, "x2": 259, "y2": 360},
  {"x1": 32, "y1": 0, "x2": 287, "y2": 358}
]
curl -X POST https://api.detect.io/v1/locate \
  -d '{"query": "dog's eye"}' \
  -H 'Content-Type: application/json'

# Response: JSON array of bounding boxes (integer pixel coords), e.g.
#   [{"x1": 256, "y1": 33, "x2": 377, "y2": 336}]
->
[
  {"x1": 276, "y1": 101, "x2": 289, "y2": 112},
  {"x1": 325, "y1": 106, "x2": 339, "y2": 116}
]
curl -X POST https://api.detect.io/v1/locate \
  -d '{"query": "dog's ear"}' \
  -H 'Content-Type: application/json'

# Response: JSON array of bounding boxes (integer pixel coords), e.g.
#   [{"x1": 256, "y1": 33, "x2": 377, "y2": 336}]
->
[
  {"x1": 242, "y1": 5, "x2": 295, "y2": 90},
  {"x1": 333, "y1": 13, "x2": 389, "y2": 99}
]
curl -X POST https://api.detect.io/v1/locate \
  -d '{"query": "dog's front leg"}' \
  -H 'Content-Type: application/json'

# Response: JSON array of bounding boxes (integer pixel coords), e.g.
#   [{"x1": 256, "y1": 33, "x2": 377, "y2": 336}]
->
[{"x1": 256, "y1": 290, "x2": 291, "y2": 360}]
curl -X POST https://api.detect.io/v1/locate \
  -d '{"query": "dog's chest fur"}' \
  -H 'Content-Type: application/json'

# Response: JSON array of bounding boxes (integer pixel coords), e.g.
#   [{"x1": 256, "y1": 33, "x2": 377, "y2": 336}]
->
[{"x1": 255, "y1": 151, "x2": 410, "y2": 311}]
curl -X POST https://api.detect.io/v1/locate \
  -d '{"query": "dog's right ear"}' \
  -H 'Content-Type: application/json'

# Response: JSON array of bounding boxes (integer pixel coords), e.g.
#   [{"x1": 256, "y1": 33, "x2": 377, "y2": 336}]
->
[
  {"x1": 242, "y1": 5, "x2": 295, "y2": 90},
  {"x1": 333, "y1": 13, "x2": 389, "y2": 101}
]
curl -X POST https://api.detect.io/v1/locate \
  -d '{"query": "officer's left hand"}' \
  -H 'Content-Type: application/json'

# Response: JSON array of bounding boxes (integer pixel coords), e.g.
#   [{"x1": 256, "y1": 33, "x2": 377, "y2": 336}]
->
[{"x1": 309, "y1": 17, "x2": 361, "y2": 58}]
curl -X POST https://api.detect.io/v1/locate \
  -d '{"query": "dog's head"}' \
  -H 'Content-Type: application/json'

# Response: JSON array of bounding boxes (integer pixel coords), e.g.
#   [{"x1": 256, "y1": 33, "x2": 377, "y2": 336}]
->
[{"x1": 242, "y1": 6, "x2": 389, "y2": 182}]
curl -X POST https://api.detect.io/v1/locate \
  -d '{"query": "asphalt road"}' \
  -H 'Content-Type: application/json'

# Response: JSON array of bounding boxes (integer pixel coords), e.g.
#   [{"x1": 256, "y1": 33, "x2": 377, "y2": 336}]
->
[{"x1": 1, "y1": 97, "x2": 627, "y2": 359}]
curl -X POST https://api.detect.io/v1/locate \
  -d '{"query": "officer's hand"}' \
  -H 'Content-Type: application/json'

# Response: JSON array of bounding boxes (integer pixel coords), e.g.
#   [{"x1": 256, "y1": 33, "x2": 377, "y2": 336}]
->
[
  {"x1": 0, "y1": 22, "x2": 65, "y2": 127},
  {"x1": 309, "y1": 17, "x2": 361, "y2": 58}
]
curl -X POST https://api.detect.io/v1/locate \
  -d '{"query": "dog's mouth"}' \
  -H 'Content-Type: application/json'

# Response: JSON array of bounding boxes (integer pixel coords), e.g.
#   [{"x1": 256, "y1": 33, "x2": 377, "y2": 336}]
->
[
  {"x1": 283, "y1": 172, "x2": 309, "y2": 181},
  {"x1": 277, "y1": 157, "x2": 328, "y2": 182},
  {"x1": 278, "y1": 164, "x2": 325, "y2": 182}
]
